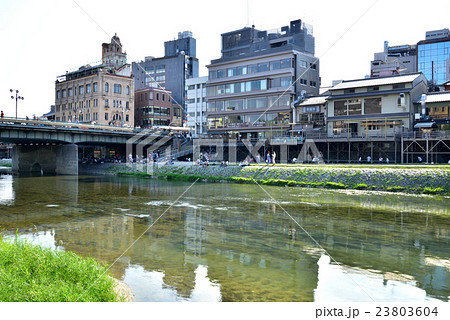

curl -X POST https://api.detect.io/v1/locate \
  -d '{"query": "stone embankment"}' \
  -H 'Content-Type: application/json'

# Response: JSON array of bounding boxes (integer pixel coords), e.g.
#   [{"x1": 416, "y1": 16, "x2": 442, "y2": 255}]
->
[{"x1": 107, "y1": 163, "x2": 450, "y2": 195}]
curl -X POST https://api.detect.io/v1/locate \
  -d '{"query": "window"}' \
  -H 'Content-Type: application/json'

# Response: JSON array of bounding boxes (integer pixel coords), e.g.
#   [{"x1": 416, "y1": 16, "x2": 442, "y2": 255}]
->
[
  {"x1": 310, "y1": 81, "x2": 317, "y2": 87},
  {"x1": 156, "y1": 65, "x2": 165, "y2": 73},
  {"x1": 209, "y1": 70, "x2": 217, "y2": 80},
  {"x1": 113, "y1": 84, "x2": 122, "y2": 94},
  {"x1": 227, "y1": 68, "x2": 236, "y2": 77},
  {"x1": 247, "y1": 64, "x2": 257, "y2": 74},
  {"x1": 56, "y1": 90, "x2": 60, "y2": 99},
  {"x1": 105, "y1": 82, "x2": 109, "y2": 92},
  {"x1": 393, "y1": 83, "x2": 405, "y2": 89},
  {"x1": 299, "y1": 60, "x2": 308, "y2": 68},
  {"x1": 348, "y1": 99, "x2": 362, "y2": 115},
  {"x1": 149, "y1": 92, "x2": 154, "y2": 100},
  {"x1": 162, "y1": 94, "x2": 165, "y2": 101},
  {"x1": 300, "y1": 79, "x2": 307, "y2": 85},
  {"x1": 257, "y1": 62, "x2": 269, "y2": 72},
  {"x1": 68, "y1": 88, "x2": 73, "y2": 97},
  {"x1": 270, "y1": 61, "x2": 281, "y2": 70},
  {"x1": 280, "y1": 58, "x2": 291, "y2": 69},
  {"x1": 156, "y1": 93, "x2": 159, "y2": 100},
  {"x1": 126, "y1": 86, "x2": 130, "y2": 95},
  {"x1": 126, "y1": 101, "x2": 129, "y2": 109},
  {"x1": 344, "y1": 88, "x2": 355, "y2": 94},
  {"x1": 217, "y1": 70, "x2": 224, "y2": 78},
  {"x1": 86, "y1": 84, "x2": 91, "y2": 93},
  {"x1": 126, "y1": 115, "x2": 129, "y2": 122},
  {"x1": 93, "y1": 82, "x2": 98, "y2": 92},
  {"x1": 187, "y1": 85, "x2": 195, "y2": 90},
  {"x1": 364, "y1": 98, "x2": 381, "y2": 114},
  {"x1": 310, "y1": 63, "x2": 317, "y2": 70},
  {"x1": 62, "y1": 89, "x2": 66, "y2": 98},
  {"x1": 78, "y1": 86, "x2": 84, "y2": 95},
  {"x1": 105, "y1": 113, "x2": 108, "y2": 120},
  {"x1": 334, "y1": 100, "x2": 347, "y2": 116},
  {"x1": 105, "y1": 99, "x2": 109, "y2": 107},
  {"x1": 236, "y1": 66, "x2": 247, "y2": 75},
  {"x1": 155, "y1": 75, "x2": 165, "y2": 82},
  {"x1": 145, "y1": 66, "x2": 154, "y2": 72},
  {"x1": 280, "y1": 77, "x2": 291, "y2": 87},
  {"x1": 367, "y1": 86, "x2": 379, "y2": 92}
]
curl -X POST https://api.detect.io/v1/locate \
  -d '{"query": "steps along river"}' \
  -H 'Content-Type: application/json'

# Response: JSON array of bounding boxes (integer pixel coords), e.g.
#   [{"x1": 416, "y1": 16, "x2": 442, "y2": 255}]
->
[{"x1": 0, "y1": 173, "x2": 449, "y2": 302}]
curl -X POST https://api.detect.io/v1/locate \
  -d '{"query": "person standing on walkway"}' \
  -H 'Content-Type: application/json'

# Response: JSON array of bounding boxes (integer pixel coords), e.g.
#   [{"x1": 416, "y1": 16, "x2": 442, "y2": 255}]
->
[
  {"x1": 272, "y1": 151, "x2": 276, "y2": 166},
  {"x1": 266, "y1": 151, "x2": 271, "y2": 165},
  {"x1": 1, "y1": 110, "x2": 4, "y2": 118}
]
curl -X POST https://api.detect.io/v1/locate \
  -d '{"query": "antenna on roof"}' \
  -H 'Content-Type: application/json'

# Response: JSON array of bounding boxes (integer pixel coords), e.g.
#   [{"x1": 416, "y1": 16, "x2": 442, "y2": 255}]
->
[{"x1": 246, "y1": 0, "x2": 249, "y2": 27}]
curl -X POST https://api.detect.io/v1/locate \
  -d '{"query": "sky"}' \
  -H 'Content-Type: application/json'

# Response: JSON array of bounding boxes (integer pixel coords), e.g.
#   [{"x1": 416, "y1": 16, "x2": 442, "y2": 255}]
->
[{"x1": 0, "y1": 0, "x2": 449, "y2": 118}]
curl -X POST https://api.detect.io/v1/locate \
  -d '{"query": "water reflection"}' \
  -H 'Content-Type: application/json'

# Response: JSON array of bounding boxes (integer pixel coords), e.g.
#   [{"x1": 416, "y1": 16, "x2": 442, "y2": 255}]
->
[
  {"x1": 0, "y1": 175, "x2": 14, "y2": 205},
  {"x1": 0, "y1": 175, "x2": 449, "y2": 302},
  {"x1": 314, "y1": 255, "x2": 439, "y2": 302}
]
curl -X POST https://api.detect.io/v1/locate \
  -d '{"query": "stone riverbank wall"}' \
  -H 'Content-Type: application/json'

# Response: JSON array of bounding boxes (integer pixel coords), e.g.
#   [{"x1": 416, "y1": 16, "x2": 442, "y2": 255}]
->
[{"x1": 108, "y1": 163, "x2": 450, "y2": 195}]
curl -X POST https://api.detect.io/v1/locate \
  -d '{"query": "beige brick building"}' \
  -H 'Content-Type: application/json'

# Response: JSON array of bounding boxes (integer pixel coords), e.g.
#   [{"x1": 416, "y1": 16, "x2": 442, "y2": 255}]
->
[{"x1": 55, "y1": 34, "x2": 134, "y2": 127}]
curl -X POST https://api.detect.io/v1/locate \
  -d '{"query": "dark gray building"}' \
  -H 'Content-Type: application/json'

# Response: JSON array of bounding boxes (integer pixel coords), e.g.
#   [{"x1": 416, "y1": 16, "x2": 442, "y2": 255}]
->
[
  {"x1": 132, "y1": 31, "x2": 199, "y2": 121},
  {"x1": 205, "y1": 19, "x2": 320, "y2": 139}
]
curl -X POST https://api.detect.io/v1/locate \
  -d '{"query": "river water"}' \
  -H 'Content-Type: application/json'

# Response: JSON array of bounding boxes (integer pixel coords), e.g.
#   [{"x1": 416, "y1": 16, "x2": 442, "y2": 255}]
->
[{"x1": 0, "y1": 173, "x2": 449, "y2": 302}]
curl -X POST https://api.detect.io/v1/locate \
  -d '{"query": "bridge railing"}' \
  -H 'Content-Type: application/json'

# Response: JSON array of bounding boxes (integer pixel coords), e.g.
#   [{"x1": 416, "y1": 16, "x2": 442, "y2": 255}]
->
[{"x1": 0, "y1": 117, "x2": 190, "y2": 135}]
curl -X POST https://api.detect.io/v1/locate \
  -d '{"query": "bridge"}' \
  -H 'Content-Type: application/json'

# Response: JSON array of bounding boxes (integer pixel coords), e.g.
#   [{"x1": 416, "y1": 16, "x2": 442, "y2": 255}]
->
[{"x1": 0, "y1": 118, "x2": 187, "y2": 174}]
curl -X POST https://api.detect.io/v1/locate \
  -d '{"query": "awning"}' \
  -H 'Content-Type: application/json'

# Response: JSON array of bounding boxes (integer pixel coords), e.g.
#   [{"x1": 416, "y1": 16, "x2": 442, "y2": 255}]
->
[{"x1": 414, "y1": 122, "x2": 437, "y2": 129}]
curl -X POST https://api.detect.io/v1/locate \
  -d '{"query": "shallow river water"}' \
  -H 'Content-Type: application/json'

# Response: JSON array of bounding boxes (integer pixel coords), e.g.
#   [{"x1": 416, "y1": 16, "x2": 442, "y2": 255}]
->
[{"x1": 0, "y1": 173, "x2": 449, "y2": 302}]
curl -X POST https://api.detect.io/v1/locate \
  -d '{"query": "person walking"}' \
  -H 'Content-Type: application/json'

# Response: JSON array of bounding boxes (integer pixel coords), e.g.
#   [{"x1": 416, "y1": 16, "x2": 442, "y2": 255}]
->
[
  {"x1": 266, "y1": 151, "x2": 271, "y2": 165},
  {"x1": 0, "y1": 110, "x2": 4, "y2": 118},
  {"x1": 272, "y1": 151, "x2": 276, "y2": 166}
]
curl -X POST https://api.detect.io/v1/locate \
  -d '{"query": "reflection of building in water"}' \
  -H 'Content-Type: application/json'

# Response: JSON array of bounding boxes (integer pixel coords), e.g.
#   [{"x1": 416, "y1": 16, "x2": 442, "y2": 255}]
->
[
  {"x1": 0, "y1": 174, "x2": 14, "y2": 206},
  {"x1": 53, "y1": 214, "x2": 136, "y2": 279},
  {"x1": 184, "y1": 208, "x2": 207, "y2": 256}
]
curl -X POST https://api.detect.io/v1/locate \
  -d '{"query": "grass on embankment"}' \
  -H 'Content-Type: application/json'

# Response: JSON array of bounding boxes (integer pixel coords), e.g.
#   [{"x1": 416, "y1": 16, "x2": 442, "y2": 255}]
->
[{"x1": 0, "y1": 236, "x2": 120, "y2": 302}]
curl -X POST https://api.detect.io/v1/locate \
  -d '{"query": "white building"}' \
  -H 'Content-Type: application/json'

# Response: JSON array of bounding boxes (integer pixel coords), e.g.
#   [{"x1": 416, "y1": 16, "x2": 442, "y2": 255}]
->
[{"x1": 186, "y1": 76, "x2": 208, "y2": 136}]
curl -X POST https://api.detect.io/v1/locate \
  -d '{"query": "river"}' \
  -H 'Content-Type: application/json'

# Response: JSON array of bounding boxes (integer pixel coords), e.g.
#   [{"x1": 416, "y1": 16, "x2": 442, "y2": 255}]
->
[{"x1": 0, "y1": 172, "x2": 449, "y2": 302}]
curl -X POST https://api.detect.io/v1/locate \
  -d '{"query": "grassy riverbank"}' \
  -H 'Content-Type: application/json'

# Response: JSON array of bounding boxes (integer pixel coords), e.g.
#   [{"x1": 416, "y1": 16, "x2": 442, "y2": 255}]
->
[
  {"x1": 0, "y1": 236, "x2": 121, "y2": 302},
  {"x1": 109, "y1": 163, "x2": 450, "y2": 196}
]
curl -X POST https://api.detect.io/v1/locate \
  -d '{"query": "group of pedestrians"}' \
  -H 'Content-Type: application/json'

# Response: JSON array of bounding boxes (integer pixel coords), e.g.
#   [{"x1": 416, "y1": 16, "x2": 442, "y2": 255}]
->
[{"x1": 266, "y1": 151, "x2": 277, "y2": 165}]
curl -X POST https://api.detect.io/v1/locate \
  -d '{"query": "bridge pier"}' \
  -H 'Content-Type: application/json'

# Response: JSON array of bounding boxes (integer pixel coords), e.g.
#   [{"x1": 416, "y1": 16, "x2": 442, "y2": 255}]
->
[{"x1": 12, "y1": 144, "x2": 78, "y2": 175}]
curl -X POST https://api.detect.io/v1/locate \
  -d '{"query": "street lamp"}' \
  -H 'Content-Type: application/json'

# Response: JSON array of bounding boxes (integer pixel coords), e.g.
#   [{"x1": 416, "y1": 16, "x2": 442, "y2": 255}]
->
[{"x1": 10, "y1": 89, "x2": 24, "y2": 119}]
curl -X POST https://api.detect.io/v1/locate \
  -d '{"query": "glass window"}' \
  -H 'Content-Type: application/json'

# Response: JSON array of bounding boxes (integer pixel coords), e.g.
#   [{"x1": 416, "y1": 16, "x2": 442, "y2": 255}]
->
[
  {"x1": 217, "y1": 70, "x2": 224, "y2": 78},
  {"x1": 270, "y1": 61, "x2": 281, "y2": 70},
  {"x1": 258, "y1": 62, "x2": 269, "y2": 72},
  {"x1": 227, "y1": 68, "x2": 236, "y2": 77},
  {"x1": 280, "y1": 77, "x2": 291, "y2": 87},
  {"x1": 299, "y1": 60, "x2": 308, "y2": 68},
  {"x1": 248, "y1": 64, "x2": 257, "y2": 74},
  {"x1": 364, "y1": 97, "x2": 381, "y2": 114},
  {"x1": 86, "y1": 84, "x2": 91, "y2": 93},
  {"x1": 62, "y1": 89, "x2": 66, "y2": 98},
  {"x1": 105, "y1": 82, "x2": 109, "y2": 92},
  {"x1": 234, "y1": 82, "x2": 245, "y2": 93},
  {"x1": 236, "y1": 66, "x2": 247, "y2": 75},
  {"x1": 93, "y1": 82, "x2": 98, "y2": 92},
  {"x1": 156, "y1": 65, "x2": 165, "y2": 73},
  {"x1": 334, "y1": 100, "x2": 347, "y2": 116},
  {"x1": 348, "y1": 99, "x2": 362, "y2": 115},
  {"x1": 280, "y1": 58, "x2": 291, "y2": 69},
  {"x1": 209, "y1": 70, "x2": 217, "y2": 80},
  {"x1": 68, "y1": 88, "x2": 73, "y2": 97},
  {"x1": 79, "y1": 86, "x2": 84, "y2": 95},
  {"x1": 113, "y1": 84, "x2": 122, "y2": 94},
  {"x1": 278, "y1": 94, "x2": 290, "y2": 106},
  {"x1": 126, "y1": 86, "x2": 130, "y2": 95}
]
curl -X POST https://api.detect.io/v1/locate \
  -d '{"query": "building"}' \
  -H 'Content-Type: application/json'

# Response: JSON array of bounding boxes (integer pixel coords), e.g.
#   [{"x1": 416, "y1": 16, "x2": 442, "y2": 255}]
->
[
  {"x1": 413, "y1": 91, "x2": 450, "y2": 129},
  {"x1": 55, "y1": 34, "x2": 134, "y2": 127},
  {"x1": 185, "y1": 76, "x2": 208, "y2": 136},
  {"x1": 132, "y1": 31, "x2": 199, "y2": 120},
  {"x1": 42, "y1": 105, "x2": 55, "y2": 121},
  {"x1": 326, "y1": 73, "x2": 427, "y2": 137},
  {"x1": 295, "y1": 95, "x2": 327, "y2": 132},
  {"x1": 371, "y1": 41, "x2": 417, "y2": 77},
  {"x1": 417, "y1": 29, "x2": 450, "y2": 86},
  {"x1": 205, "y1": 19, "x2": 320, "y2": 139},
  {"x1": 134, "y1": 87, "x2": 173, "y2": 127}
]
